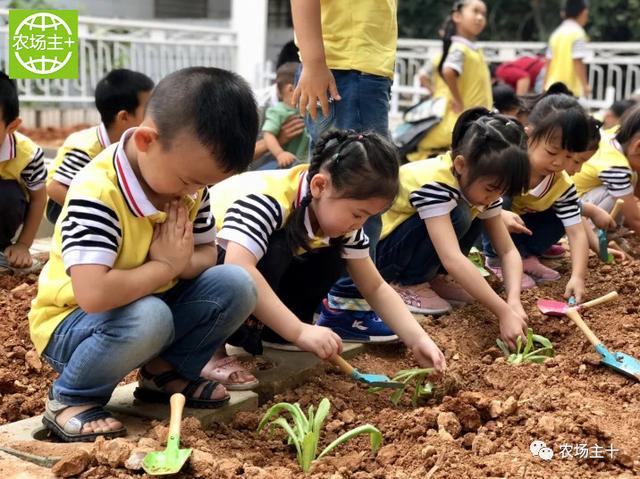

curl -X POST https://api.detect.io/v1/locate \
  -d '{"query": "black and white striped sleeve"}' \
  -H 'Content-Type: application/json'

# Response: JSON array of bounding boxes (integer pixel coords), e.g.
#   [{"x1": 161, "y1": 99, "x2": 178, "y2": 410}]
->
[
  {"x1": 598, "y1": 166, "x2": 634, "y2": 197},
  {"x1": 20, "y1": 147, "x2": 47, "y2": 190},
  {"x1": 60, "y1": 197, "x2": 121, "y2": 272},
  {"x1": 341, "y1": 228, "x2": 370, "y2": 259},
  {"x1": 53, "y1": 149, "x2": 92, "y2": 186},
  {"x1": 409, "y1": 182, "x2": 459, "y2": 219},
  {"x1": 217, "y1": 193, "x2": 285, "y2": 260},
  {"x1": 553, "y1": 184, "x2": 582, "y2": 227},
  {"x1": 193, "y1": 187, "x2": 216, "y2": 245},
  {"x1": 477, "y1": 197, "x2": 503, "y2": 219}
]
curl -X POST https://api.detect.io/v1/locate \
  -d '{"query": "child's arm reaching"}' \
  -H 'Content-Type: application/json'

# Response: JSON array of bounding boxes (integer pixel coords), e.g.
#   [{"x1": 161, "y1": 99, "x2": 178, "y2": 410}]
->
[
  {"x1": 223, "y1": 241, "x2": 342, "y2": 360},
  {"x1": 426, "y1": 215, "x2": 527, "y2": 350},
  {"x1": 70, "y1": 201, "x2": 193, "y2": 313},
  {"x1": 263, "y1": 131, "x2": 296, "y2": 168},
  {"x1": 347, "y1": 257, "x2": 446, "y2": 371},
  {"x1": 563, "y1": 223, "x2": 589, "y2": 302},
  {"x1": 4, "y1": 187, "x2": 46, "y2": 268}
]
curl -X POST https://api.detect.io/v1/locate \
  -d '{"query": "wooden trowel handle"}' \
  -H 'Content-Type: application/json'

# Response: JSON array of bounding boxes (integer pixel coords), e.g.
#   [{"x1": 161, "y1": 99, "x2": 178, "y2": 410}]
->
[
  {"x1": 566, "y1": 308, "x2": 602, "y2": 347},
  {"x1": 169, "y1": 393, "x2": 186, "y2": 438},
  {"x1": 580, "y1": 291, "x2": 618, "y2": 310},
  {"x1": 610, "y1": 199, "x2": 624, "y2": 222},
  {"x1": 329, "y1": 355, "x2": 355, "y2": 375}
]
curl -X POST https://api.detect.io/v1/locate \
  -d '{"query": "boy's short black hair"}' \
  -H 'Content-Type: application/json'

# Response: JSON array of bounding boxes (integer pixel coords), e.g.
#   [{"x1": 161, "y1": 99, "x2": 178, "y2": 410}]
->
[
  {"x1": 493, "y1": 83, "x2": 522, "y2": 114},
  {"x1": 0, "y1": 72, "x2": 19, "y2": 124},
  {"x1": 564, "y1": 0, "x2": 588, "y2": 18},
  {"x1": 275, "y1": 40, "x2": 299, "y2": 70},
  {"x1": 95, "y1": 69, "x2": 154, "y2": 127},
  {"x1": 275, "y1": 62, "x2": 298, "y2": 96},
  {"x1": 146, "y1": 66, "x2": 258, "y2": 174},
  {"x1": 610, "y1": 99, "x2": 636, "y2": 119}
]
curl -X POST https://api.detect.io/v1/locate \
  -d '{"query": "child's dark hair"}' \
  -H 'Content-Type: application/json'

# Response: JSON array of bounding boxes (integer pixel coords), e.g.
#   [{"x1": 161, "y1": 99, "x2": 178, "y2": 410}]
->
[
  {"x1": 563, "y1": 0, "x2": 588, "y2": 19},
  {"x1": 586, "y1": 116, "x2": 602, "y2": 151},
  {"x1": 286, "y1": 130, "x2": 400, "y2": 254},
  {"x1": 275, "y1": 62, "x2": 298, "y2": 96},
  {"x1": 438, "y1": 1, "x2": 469, "y2": 76},
  {"x1": 95, "y1": 69, "x2": 154, "y2": 127},
  {"x1": 527, "y1": 93, "x2": 589, "y2": 152},
  {"x1": 616, "y1": 104, "x2": 640, "y2": 146},
  {"x1": 275, "y1": 40, "x2": 299, "y2": 69},
  {"x1": 146, "y1": 66, "x2": 258, "y2": 174},
  {"x1": 520, "y1": 82, "x2": 573, "y2": 114},
  {"x1": 610, "y1": 99, "x2": 636, "y2": 119},
  {"x1": 451, "y1": 107, "x2": 530, "y2": 197},
  {"x1": 0, "y1": 72, "x2": 19, "y2": 124},
  {"x1": 492, "y1": 83, "x2": 522, "y2": 115}
]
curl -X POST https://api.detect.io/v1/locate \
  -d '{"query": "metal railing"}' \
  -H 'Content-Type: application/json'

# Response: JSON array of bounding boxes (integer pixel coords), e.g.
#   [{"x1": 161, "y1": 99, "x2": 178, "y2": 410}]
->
[{"x1": 0, "y1": 9, "x2": 237, "y2": 104}]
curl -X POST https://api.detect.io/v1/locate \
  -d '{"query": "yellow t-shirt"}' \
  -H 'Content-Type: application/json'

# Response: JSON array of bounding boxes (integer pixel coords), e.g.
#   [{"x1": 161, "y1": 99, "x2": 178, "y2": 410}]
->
[
  {"x1": 573, "y1": 130, "x2": 634, "y2": 197},
  {"x1": 28, "y1": 129, "x2": 216, "y2": 354},
  {"x1": 381, "y1": 153, "x2": 502, "y2": 239},
  {"x1": 545, "y1": 19, "x2": 589, "y2": 97},
  {"x1": 0, "y1": 132, "x2": 46, "y2": 197},
  {"x1": 313, "y1": 0, "x2": 397, "y2": 79},
  {"x1": 511, "y1": 171, "x2": 581, "y2": 227},
  {"x1": 212, "y1": 164, "x2": 370, "y2": 260},
  {"x1": 47, "y1": 123, "x2": 111, "y2": 186}
]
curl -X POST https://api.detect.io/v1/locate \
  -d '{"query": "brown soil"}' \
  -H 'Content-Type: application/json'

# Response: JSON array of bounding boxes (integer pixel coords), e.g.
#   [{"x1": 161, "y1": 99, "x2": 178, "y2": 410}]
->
[
  {"x1": 18, "y1": 125, "x2": 90, "y2": 149},
  {"x1": 1, "y1": 251, "x2": 640, "y2": 478}
]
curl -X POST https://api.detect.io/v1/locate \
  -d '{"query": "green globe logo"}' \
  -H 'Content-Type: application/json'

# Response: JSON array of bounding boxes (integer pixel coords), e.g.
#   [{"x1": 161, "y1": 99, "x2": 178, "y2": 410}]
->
[{"x1": 9, "y1": 10, "x2": 78, "y2": 79}]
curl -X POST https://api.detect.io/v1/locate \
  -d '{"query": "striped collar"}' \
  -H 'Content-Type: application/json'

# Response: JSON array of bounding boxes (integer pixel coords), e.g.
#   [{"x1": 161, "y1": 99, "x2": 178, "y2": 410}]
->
[
  {"x1": 0, "y1": 133, "x2": 16, "y2": 162},
  {"x1": 114, "y1": 128, "x2": 162, "y2": 219},
  {"x1": 296, "y1": 170, "x2": 330, "y2": 244},
  {"x1": 451, "y1": 35, "x2": 480, "y2": 51},
  {"x1": 97, "y1": 123, "x2": 111, "y2": 149},
  {"x1": 529, "y1": 173, "x2": 555, "y2": 198}
]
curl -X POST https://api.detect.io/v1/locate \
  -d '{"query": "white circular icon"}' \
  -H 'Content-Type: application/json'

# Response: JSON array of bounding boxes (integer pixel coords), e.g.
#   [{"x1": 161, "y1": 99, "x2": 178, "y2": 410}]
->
[{"x1": 530, "y1": 439, "x2": 546, "y2": 456}]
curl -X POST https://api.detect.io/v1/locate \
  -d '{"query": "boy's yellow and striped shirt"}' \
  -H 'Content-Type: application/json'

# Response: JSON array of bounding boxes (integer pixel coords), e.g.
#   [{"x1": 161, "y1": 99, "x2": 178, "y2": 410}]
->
[
  {"x1": 212, "y1": 164, "x2": 369, "y2": 260},
  {"x1": 510, "y1": 171, "x2": 581, "y2": 227},
  {"x1": 47, "y1": 123, "x2": 111, "y2": 186},
  {"x1": 29, "y1": 129, "x2": 215, "y2": 354},
  {"x1": 0, "y1": 131, "x2": 46, "y2": 197},
  {"x1": 545, "y1": 19, "x2": 589, "y2": 96},
  {"x1": 381, "y1": 153, "x2": 502, "y2": 239},
  {"x1": 572, "y1": 130, "x2": 635, "y2": 197}
]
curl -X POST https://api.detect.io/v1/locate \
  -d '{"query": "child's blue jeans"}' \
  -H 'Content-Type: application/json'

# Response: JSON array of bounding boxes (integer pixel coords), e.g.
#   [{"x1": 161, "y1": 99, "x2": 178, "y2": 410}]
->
[
  {"x1": 376, "y1": 205, "x2": 481, "y2": 286},
  {"x1": 42, "y1": 265, "x2": 257, "y2": 407}
]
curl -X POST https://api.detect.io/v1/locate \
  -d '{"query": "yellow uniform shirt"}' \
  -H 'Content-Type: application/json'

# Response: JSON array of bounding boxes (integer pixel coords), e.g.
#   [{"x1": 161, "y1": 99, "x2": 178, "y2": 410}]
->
[
  {"x1": 545, "y1": 19, "x2": 589, "y2": 97},
  {"x1": 212, "y1": 164, "x2": 369, "y2": 260},
  {"x1": 47, "y1": 123, "x2": 111, "y2": 186},
  {"x1": 409, "y1": 37, "x2": 492, "y2": 161},
  {"x1": 28, "y1": 129, "x2": 215, "y2": 354},
  {"x1": 381, "y1": 153, "x2": 502, "y2": 239},
  {"x1": 573, "y1": 131, "x2": 634, "y2": 197},
  {"x1": 314, "y1": 0, "x2": 397, "y2": 79},
  {"x1": 0, "y1": 132, "x2": 46, "y2": 197},
  {"x1": 511, "y1": 171, "x2": 581, "y2": 227}
]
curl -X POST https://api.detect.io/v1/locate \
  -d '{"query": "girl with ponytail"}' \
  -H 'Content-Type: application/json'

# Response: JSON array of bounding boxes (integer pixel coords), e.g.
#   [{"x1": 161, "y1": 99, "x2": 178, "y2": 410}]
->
[
  {"x1": 203, "y1": 130, "x2": 445, "y2": 389},
  {"x1": 408, "y1": 0, "x2": 492, "y2": 161}
]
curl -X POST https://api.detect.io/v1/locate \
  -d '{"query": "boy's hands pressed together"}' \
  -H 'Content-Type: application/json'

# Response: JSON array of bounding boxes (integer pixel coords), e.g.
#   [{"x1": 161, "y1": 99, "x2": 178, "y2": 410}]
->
[
  {"x1": 4, "y1": 242, "x2": 33, "y2": 268},
  {"x1": 149, "y1": 201, "x2": 194, "y2": 277}
]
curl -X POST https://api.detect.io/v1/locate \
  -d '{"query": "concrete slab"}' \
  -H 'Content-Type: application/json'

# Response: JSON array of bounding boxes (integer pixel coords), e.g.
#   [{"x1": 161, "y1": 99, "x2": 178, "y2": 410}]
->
[
  {"x1": 106, "y1": 382, "x2": 259, "y2": 428},
  {"x1": 0, "y1": 450, "x2": 57, "y2": 479}
]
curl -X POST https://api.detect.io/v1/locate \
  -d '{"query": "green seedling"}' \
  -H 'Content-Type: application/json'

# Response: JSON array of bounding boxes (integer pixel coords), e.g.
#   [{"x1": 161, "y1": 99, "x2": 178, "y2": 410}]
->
[
  {"x1": 496, "y1": 328, "x2": 555, "y2": 365},
  {"x1": 369, "y1": 368, "x2": 434, "y2": 406},
  {"x1": 257, "y1": 398, "x2": 382, "y2": 472}
]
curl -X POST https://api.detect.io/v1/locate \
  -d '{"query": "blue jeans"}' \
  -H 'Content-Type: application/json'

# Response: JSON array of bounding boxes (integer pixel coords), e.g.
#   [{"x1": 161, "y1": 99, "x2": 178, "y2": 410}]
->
[
  {"x1": 482, "y1": 199, "x2": 565, "y2": 258},
  {"x1": 377, "y1": 205, "x2": 481, "y2": 286},
  {"x1": 42, "y1": 265, "x2": 257, "y2": 406},
  {"x1": 295, "y1": 67, "x2": 393, "y2": 306}
]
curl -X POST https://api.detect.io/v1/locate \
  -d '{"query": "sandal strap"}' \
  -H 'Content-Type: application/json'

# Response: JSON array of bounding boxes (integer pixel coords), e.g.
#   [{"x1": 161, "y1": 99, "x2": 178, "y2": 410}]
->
[
  {"x1": 59, "y1": 406, "x2": 113, "y2": 435},
  {"x1": 140, "y1": 367, "x2": 183, "y2": 388},
  {"x1": 182, "y1": 377, "x2": 221, "y2": 400}
]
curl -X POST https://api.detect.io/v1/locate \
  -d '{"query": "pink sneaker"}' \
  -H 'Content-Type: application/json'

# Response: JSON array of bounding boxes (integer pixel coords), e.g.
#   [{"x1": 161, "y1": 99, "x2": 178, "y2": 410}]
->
[
  {"x1": 485, "y1": 258, "x2": 536, "y2": 289},
  {"x1": 429, "y1": 275, "x2": 474, "y2": 306},
  {"x1": 391, "y1": 283, "x2": 451, "y2": 315},
  {"x1": 522, "y1": 256, "x2": 561, "y2": 282},
  {"x1": 541, "y1": 244, "x2": 565, "y2": 259}
]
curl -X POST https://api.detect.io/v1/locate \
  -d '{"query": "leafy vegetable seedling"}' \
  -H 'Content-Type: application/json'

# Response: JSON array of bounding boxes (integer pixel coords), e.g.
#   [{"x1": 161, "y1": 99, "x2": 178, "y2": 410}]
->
[
  {"x1": 496, "y1": 328, "x2": 555, "y2": 365},
  {"x1": 369, "y1": 368, "x2": 434, "y2": 406},
  {"x1": 257, "y1": 397, "x2": 382, "y2": 472}
]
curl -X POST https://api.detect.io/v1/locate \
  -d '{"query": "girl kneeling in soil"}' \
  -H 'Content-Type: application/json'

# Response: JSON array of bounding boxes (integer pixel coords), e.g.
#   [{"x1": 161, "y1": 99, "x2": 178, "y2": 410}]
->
[
  {"x1": 483, "y1": 94, "x2": 590, "y2": 302},
  {"x1": 203, "y1": 130, "x2": 446, "y2": 386},
  {"x1": 363, "y1": 108, "x2": 531, "y2": 350}
]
